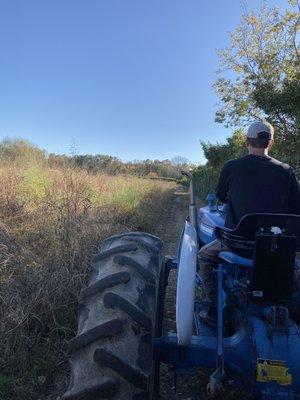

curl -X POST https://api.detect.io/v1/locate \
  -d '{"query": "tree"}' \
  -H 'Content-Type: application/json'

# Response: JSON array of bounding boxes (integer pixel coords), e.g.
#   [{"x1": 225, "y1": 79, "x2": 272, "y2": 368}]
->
[
  {"x1": 201, "y1": 130, "x2": 246, "y2": 169},
  {"x1": 48, "y1": 153, "x2": 71, "y2": 168},
  {"x1": 214, "y1": 0, "x2": 300, "y2": 170},
  {"x1": 0, "y1": 138, "x2": 46, "y2": 165},
  {"x1": 171, "y1": 156, "x2": 190, "y2": 167},
  {"x1": 192, "y1": 131, "x2": 247, "y2": 199}
]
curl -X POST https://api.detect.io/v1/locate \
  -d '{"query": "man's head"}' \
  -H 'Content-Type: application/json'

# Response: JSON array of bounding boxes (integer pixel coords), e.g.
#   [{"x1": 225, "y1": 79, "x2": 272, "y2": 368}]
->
[{"x1": 246, "y1": 120, "x2": 274, "y2": 153}]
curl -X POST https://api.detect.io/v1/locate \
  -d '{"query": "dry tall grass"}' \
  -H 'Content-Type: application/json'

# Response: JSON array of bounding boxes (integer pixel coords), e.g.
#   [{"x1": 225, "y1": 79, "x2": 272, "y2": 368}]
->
[{"x1": 0, "y1": 163, "x2": 174, "y2": 399}]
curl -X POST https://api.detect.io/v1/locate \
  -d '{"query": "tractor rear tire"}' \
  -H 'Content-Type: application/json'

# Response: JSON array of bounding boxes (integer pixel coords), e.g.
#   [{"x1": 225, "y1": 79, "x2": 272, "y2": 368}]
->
[{"x1": 63, "y1": 232, "x2": 165, "y2": 400}]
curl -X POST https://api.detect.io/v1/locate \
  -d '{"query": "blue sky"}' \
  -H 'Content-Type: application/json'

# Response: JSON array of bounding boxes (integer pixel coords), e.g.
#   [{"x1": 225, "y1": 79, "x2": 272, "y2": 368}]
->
[{"x1": 0, "y1": 0, "x2": 288, "y2": 163}]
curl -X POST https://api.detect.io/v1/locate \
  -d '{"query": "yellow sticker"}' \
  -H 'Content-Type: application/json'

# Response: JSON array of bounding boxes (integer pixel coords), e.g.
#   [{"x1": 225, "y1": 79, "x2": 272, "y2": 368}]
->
[{"x1": 256, "y1": 358, "x2": 292, "y2": 386}]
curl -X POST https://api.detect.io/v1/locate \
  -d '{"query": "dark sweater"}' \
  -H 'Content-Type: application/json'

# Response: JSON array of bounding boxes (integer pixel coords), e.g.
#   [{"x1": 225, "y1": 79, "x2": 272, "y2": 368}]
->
[{"x1": 216, "y1": 154, "x2": 300, "y2": 229}]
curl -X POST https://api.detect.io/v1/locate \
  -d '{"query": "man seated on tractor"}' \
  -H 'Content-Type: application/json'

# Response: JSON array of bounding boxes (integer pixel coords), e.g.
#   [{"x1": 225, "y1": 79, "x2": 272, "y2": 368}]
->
[{"x1": 199, "y1": 120, "x2": 300, "y2": 327}]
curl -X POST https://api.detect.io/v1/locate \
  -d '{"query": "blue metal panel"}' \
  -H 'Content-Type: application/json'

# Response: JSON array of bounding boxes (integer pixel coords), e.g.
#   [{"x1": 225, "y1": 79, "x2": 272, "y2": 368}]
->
[
  {"x1": 154, "y1": 327, "x2": 253, "y2": 388},
  {"x1": 248, "y1": 313, "x2": 300, "y2": 396},
  {"x1": 198, "y1": 206, "x2": 225, "y2": 244},
  {"x1": 219, "y1": 251, "x2": 253, "y2": 268},
  {"x1": 154, "y1": 319, "x2": 300, "y2": 397},
  {"x1": 154, "y1": 333, "x2": 217, "y2": 368}
]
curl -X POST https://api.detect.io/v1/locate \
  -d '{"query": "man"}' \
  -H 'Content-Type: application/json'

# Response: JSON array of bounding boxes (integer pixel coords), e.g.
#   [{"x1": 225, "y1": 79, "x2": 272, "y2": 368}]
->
[{"x1": 199, "y1": 120, "x2": 300, "y2": 326}]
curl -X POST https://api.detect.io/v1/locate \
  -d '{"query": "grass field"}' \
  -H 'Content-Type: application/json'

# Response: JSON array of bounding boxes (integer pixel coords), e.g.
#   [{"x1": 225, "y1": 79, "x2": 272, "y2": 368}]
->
[{"x1": 0, "y1": 163, "x2": 175, "y2": 399}]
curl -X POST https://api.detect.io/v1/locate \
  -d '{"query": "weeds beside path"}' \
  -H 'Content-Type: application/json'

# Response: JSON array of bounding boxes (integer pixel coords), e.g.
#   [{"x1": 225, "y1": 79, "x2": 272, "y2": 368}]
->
[{"x1": 0, "y1": 166, "x2": 174, "y2": 400}]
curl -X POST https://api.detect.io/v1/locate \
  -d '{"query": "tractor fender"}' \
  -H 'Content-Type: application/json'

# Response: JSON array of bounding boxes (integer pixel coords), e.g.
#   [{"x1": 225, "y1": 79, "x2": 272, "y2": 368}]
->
[{"x1": 176, "y1": 220, "x2": 198, "y2": 346}]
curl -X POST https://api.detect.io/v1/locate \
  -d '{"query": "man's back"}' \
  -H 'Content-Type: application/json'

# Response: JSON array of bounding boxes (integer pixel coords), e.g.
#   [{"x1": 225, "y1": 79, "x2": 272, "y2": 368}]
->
[
  {"x1": 199, "y1": 120, "x2": 300, "y2": 326},
  {"x1": 216, "y1": 154, "x2": 300, "y2": 229}
]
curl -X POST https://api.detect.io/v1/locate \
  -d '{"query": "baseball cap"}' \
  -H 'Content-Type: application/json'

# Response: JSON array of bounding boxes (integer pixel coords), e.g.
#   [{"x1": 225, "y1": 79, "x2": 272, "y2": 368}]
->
[{"x1": 247, "y1": 120, "x2": 274, "y2": 139}]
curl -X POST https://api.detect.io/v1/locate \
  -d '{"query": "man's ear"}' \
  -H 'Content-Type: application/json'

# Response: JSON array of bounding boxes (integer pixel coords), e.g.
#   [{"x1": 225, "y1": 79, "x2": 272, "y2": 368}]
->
[
  {"x1": 245, "y1": 138, "x2": 250, "y2": 148},
  {"x1": 268, "y1": 139, "x2": 274, "y2": 150}
]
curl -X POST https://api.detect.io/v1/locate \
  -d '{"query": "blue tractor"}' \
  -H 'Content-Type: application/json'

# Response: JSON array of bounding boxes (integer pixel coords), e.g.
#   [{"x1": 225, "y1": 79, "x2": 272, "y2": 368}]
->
[{"x1": 63, "y1": 173, "x2": 300, "y2": 400}]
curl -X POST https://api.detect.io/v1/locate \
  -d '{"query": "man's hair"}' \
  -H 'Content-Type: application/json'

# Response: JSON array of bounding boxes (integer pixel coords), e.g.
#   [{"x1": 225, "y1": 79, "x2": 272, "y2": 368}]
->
[{"x1": 246, "y1": 131, "x2": 272, "y2": 149}]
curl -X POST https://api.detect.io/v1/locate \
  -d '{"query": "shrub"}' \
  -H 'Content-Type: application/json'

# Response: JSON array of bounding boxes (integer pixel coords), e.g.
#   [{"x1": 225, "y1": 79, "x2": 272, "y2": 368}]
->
[
  {"x1": 147, "y1": 172, "x2": 159, "y2": 179},
  {"x1": 193, "y1": 165, "x2": 219, "y2": 201}
]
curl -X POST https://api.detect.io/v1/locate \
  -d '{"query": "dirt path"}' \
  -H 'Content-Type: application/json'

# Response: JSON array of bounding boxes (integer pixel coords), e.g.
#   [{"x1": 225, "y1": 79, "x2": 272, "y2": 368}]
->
[{"x1": 154, "y1": 186, "x2": 209, "y2": 400}]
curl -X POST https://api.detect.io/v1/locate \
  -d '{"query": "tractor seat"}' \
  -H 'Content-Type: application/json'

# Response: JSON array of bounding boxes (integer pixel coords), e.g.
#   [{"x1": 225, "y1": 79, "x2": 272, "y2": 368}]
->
[
  {"x1": 215, "y1": 213, "x2": 300, "y2": 258},
  {"x1": 216, "y1": 214, "x2": 300, "y2": 305},
  {"x1": 219, "y1": 251, "x2": 253, "y2": 268}
]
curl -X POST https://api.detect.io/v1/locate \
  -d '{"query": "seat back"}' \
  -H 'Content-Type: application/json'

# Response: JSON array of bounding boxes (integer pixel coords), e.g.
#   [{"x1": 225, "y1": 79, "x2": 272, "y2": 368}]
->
[
  {"x1": 251, "y1": 232, "x2": 296, "y2": 305},
  {"x1": 215, "y1": 213, "x2": 300, "y2": 258},
  {"x1": 216, "y1": 213, "x2": 300, "y2": 305}
]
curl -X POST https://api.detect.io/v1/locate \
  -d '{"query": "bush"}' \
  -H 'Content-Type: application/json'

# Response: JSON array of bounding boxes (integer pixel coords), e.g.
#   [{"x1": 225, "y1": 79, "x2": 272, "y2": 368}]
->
[
  {"x1": 0, "y1": 138, "x2": 46, "y2": 166},
  {"x1": 147, "y1": 171, "x2": 159, "y2": 179},
  {"x1": 193, "y1": 165, "x2": 219, "y2": 201}
]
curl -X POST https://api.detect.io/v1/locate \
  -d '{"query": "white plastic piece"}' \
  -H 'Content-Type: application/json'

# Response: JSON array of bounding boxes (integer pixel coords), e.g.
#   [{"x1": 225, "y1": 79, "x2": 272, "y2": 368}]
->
[
  {"x1": 176, "y1": 220, "x2": 198, "y2": 346},
  {"x1": 271, "y1": 226, "x2": 282, "y2": 235}
]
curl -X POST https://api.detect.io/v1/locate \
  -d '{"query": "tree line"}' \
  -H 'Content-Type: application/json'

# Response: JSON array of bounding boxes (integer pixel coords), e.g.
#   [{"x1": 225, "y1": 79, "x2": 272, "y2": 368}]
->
[{"x1": 0, "y1": 138, "x2": 191, "y2": 179}]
